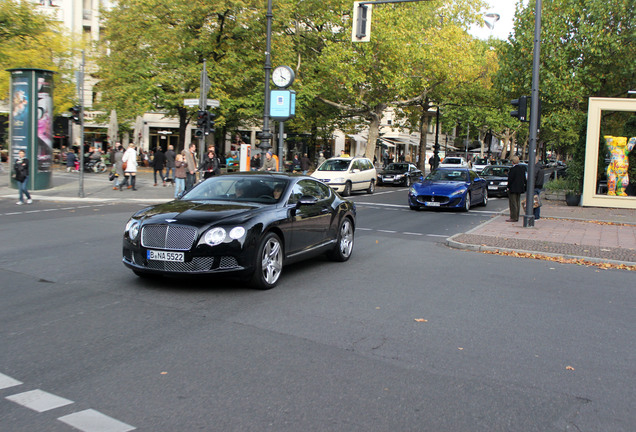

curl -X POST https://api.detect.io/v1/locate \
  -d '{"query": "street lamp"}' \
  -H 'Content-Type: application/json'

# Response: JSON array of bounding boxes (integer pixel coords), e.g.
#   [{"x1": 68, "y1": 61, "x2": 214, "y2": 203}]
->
[{"x1": 258, "y1": 0, "x2": 274, "y2": 160}]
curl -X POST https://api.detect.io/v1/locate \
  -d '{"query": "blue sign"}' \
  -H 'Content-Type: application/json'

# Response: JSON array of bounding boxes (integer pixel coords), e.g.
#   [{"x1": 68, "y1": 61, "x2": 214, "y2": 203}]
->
[{"x1": 270, "y1": 90, "x2": 296, "y2": 121}]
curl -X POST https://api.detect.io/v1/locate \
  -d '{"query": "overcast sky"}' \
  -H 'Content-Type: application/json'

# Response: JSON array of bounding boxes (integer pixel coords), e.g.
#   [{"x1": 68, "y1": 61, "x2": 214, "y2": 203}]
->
[{"x1": 469, "y1": 0, "x2": 530, "y2": 40}]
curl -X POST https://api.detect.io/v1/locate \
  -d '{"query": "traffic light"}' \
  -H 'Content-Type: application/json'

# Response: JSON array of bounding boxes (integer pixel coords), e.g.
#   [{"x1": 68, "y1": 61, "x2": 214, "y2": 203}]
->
[
  {"x1": 510, "y1": 96, "x2": 528, "y2": 122},
  {"x1": 197, "y1": 110, "x2": 206, "y2": 129},
  {"x1": 352, "y1": 2, "x2": 372, "y2": 42},
  {"x1": 69, "y1": 106, "x2": 81, "y2": 124},
  {"x1": 194, "y1": 129, "x2": 203, "y2": 138},
  {"x1": 205, "y1": 111, "x2": 216, "y2": 135}
]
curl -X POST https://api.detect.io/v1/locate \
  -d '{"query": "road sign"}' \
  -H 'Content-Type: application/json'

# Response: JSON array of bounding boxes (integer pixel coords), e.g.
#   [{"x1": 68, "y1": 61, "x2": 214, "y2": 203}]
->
[{"x1": 184, "y1": 98, "x2": 219, "y2": 108}]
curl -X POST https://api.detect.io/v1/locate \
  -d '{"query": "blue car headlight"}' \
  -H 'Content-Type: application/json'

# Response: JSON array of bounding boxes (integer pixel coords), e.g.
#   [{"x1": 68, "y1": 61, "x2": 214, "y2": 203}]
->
[
  {"x1": 451, "y1": 189, "x2": 467, "y2": 197},
  {"x1": 409, "y1": 186, "x2": 417, "y2": 195}
]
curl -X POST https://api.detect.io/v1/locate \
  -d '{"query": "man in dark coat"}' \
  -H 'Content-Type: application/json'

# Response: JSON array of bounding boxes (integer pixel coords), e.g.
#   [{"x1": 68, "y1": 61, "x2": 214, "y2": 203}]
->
[
  {"x1": 152, "y1": 147, "x2": 166, "y2": 186},
  {"x1": 506, "y1": 155, "x2": 526, "y2": 222}
]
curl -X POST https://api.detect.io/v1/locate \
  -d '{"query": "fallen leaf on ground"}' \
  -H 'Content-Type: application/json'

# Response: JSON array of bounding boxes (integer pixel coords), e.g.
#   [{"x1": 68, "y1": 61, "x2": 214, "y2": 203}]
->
[
  {"x1": 414, "y1": 319, "x2": 428, "y2": 322},
  {"x1": 566, "y1": 366, "x2": 575, "y2": 371}
]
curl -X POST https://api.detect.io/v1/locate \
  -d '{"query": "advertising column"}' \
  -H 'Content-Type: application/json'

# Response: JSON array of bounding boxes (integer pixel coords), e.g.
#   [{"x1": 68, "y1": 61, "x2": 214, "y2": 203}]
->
[{"x1": 8, "y1": 68, "x2": 54, "y2": 190}]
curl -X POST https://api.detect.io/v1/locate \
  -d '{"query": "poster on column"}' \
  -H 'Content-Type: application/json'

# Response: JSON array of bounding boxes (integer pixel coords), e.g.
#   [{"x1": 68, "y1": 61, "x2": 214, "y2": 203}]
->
[{"x1": 37, "y1": 71, "x2": 54, "y2": 172}]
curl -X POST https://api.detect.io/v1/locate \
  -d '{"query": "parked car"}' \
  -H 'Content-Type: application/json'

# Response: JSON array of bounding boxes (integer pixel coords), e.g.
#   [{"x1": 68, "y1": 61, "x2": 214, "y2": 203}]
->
[
  {"x1": 480, "y1": 165, "x2": 511, "y2": 197},
  {"x1": 408, "y1": 168, "x2": 488, "y2": 211},
  {"x1": 438, "y1": 156, "x2": 468, "y2": 169},
  {"x1": 122, "y1": 173, "x2": 356, "y2": 289},
  {"x1": 472, "y1": 157, "x2": 490, "y2": 173},
  {"x1": 377, "y1": 162, "x2": 422, "y2": 186},
  {"x1": 311, "y1": 157, "x2": 376, "y2": 196}
]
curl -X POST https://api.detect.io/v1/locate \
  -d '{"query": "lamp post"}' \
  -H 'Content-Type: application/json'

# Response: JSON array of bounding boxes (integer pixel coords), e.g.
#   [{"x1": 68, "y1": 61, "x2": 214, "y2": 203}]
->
[{"x1": 258, "y1": 0, "x2": 274, "y2": 160}]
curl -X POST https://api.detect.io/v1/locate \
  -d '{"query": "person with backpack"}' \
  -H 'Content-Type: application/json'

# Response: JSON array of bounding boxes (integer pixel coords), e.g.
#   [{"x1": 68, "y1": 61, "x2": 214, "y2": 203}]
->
[{"x1": 14, "y1": 149, "x2": 32, "y2": 205}]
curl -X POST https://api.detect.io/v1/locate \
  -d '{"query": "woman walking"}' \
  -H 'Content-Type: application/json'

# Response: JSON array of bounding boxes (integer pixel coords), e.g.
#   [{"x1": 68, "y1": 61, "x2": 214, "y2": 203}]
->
[
  {"x1": 120, "y1": 143, "x2": 138, "y2": 191},
  {"x1": 14, "y1": 149, "x2": 32, "y2": 205}
]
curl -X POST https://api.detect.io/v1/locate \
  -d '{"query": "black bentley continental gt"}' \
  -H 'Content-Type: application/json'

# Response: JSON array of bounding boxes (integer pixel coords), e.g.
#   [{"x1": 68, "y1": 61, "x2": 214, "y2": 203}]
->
[{"x1": 122, "y1": 173, "x2": 356, "y2": 289}]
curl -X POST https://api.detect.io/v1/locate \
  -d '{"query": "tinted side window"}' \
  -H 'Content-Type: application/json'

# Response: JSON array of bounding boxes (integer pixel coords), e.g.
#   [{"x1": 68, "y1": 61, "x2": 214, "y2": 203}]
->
[{"x1": 291, "y1": 179, "x2": 329, "y2": 203}]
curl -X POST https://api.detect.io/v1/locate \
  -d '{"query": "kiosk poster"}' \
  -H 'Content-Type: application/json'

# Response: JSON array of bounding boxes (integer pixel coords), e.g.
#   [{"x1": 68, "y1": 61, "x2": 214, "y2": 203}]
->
[
  {"x1": 10, "y1": 75, "x2": 30, "y2": 162},
  {"x1": 37, "y1": 72, "x2": 54, "y2": 172}
]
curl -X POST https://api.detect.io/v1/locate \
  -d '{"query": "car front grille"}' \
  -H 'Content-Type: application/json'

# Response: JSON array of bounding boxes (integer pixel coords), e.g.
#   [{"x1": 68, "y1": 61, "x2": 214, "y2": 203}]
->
[
  {"x1": 416, "y1": 195, "x2": 450, "y2": 204},
  {"x1": 141, "y1": 225, "x2": 197, "y2": 251},
  {"x1": 127, "y1": 251, "x2": 240, "y2": 273}
]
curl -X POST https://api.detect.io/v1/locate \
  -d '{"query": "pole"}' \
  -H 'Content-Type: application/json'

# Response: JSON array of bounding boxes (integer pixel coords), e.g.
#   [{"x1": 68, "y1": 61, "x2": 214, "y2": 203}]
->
[
  {"x1": 433, "y1": 106, "x2": 440, "y2": 171},
  {"x1": 278, "y1": 121, "x2": 284, "y2": 172},
  {"x1": 78, "y1": 51, "x2": 85, "y2": 198},
  {"x1": 523, "y1": 0, "x2": 542, "y2": 228},
  {"x1": 259, "y1": 0, "x2": 274, "y2": 159}
]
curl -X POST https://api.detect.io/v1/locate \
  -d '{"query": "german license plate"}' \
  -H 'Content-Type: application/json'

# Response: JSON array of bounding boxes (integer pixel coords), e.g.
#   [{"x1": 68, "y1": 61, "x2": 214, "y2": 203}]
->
[
  {"x1": 147, "y1": 250, "x2": 184, "y2": 262},
  {"x1": 488, "y1": 185, "x2": 499, "y2": 190},
  {"x1": 425, "y1": 201, "x2": 441, "y2": 207}
]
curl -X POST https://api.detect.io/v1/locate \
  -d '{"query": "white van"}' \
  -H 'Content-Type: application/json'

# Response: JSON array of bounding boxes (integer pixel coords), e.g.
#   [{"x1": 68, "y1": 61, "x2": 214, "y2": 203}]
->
[{"x1": 311, "y1": 157, "x2": 377, "y2": 196}]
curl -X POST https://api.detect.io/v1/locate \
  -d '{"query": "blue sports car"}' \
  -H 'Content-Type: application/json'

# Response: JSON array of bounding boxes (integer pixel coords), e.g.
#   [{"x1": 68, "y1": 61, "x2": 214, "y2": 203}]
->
[{"x1": 408, "y1": 168, "x2": 488, "y2": 211}]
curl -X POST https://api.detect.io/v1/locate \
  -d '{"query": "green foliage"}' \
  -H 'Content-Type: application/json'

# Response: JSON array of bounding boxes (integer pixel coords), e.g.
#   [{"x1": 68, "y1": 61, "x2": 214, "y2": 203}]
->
[{"x1": 0, "y1": 0, "x2": 77, "y2": 114}]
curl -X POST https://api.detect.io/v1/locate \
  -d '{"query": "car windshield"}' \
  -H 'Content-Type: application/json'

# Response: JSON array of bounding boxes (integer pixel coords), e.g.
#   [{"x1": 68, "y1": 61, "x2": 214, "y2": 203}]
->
[
  {"x1": 182, "y1": 176, "x2": 289, "y2": 204},
  {"x1": 317, "y1": 159, "x2": 350, "y2": 171},
  {"x1": 385, "y1": 163, "x2": 408, "y2": 171},
  {"x1": 481, "y1": 166, "x2": 510, "y2": 177},
  {"x1": 442, "y1": 158, "x2": 462, "y2": 164},
  {"x1": 426, "y1": 170, "x2": 469, "y2": 182},
  {"x1": 474, "y1": 157, "x2": 488, "y2": 165}
]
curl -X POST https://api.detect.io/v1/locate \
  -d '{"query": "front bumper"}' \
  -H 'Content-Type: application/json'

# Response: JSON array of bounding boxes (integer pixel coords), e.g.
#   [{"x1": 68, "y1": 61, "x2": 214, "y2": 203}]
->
[{"x1": 408, "y1": 193, "x2": 463, "y2": 209}]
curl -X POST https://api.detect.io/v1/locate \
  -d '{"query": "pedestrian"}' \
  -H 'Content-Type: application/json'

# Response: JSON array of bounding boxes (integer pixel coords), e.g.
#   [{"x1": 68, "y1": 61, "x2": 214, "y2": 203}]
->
[
  {"x1": 300, "y1": 153, "x2": 310, "y2": 175},
  {"x1": 506, "y1": 155, "x2": 527, "y2": 222},
  {"x1": 198, "y1": 148, "x2": 220, "y2": 179},
  {"x1": 120, "y1": 143, "x2": 138, "y2": 191},
  {"x1": 533, "y1": 156, "x2": 545, "y2": 220},
  {"x1": 14, "y1": 149, "x2": 32, "y2": 205},
  {"x1": 185, "y1": 143, "x2": 197, "y2": 191},
  {"x1": 164, "y1": 144, "x2": 176, "y2": 185},
  {"x1": 112, "y1": 145, "x2": 124, "y2": 190},
  {"x1": 291, "y1": 154, "x2": 301, "y2": 173},
  {"x1": 66, "y1": 148, "x2": 76, "y2": 172},
  {"x1": 152, "y1": 146, "x2": 166, "y2": 186},
  {"x1": 250, "y1": 152, "x2": 261, "y2": 171},
  {"x1": 316, "y1": 151, "x2": 326, "y2": 168},
  {"x1": 174, "y1": 152, "x2": 187, "y2": 198},
  {"x1": 259, "y1": 151, "x2": 277, "y2": 171}
]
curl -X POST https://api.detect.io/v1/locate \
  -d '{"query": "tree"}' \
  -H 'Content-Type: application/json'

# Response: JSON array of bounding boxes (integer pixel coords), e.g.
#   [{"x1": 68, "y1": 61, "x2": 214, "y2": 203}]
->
[
  {"x1": 96, "y1": 0, "x2": 266, "y2": 150},
  {"x1": 0, "y1": 0, "x2": 76, "y2": 114},
  {"x1": 496, "y1": 0, "x2": 635, "y2": 159}
]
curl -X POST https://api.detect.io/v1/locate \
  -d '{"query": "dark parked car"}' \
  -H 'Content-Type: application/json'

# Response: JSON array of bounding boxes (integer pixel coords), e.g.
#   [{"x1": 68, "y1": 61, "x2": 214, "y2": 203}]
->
[
  {"x1": 480, "y1": 165, "x2": 511, "y2": 197},
  {"x1": 377, "y1": 162, "x2": 422, "y2": 186},
  {"x1": 408, "y1": 168, "x2": 488, "y2": 211},
  {"x1": 123, "y1": 173, "x2": 356, "y2": 289}
]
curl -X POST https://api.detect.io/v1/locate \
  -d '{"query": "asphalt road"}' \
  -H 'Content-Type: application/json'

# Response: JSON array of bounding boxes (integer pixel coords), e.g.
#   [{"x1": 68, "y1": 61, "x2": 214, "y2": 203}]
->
[{"x1": 1, "y1": 189, "x2": 634, "y2": 432}]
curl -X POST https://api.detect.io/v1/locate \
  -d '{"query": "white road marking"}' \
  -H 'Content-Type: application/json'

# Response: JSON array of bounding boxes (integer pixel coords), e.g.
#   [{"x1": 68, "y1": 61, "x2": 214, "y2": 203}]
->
[
  {"x1": 0, "y1": 372, "x2": 22, "y2": 389},
  {"x1": 6, "y1": 389, "x2": 74, "y2": 412},
  {"x1": 58, "y1": 409, "x2": 136, "y2": 432}
]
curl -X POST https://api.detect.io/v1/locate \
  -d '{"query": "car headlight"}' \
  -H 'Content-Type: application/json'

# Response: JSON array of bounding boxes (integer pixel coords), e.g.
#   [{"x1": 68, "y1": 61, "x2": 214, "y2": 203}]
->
[
  {"x1": 125, "y1": 219, "x2": 140, "y2": 240},
  {"x1": 395, "y1": 174, "x2": 404, "y2": 179},
  {"x1": 204, "y1": 227, "x2": 226, "y2": 246},
  {"x1": 451, "y1": 189, "x2": 466, "y2": 196},
  {"x1": 409, "y1": 187, "x2": 417, "y2": 195},
  {"x1": 229, "y1": 226, "x2": 246, "y2": 240},
  {"x1": 500, "y1": 181, "x2": 508, "y2": 186}
]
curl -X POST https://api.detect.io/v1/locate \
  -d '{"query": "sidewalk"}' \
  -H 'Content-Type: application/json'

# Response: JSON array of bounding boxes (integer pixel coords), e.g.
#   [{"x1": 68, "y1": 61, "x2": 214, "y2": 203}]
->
[
  {"x1": 447, "y1": 201, "x2": 636, "y2": 267},
  {"x1": 2, "y1": 163, "x2": 636, "y2": 267}
]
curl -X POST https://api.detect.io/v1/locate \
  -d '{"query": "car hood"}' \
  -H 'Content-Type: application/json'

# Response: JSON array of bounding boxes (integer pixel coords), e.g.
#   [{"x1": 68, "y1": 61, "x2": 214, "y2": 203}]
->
[
  {"x1": 134, "y1": 200, "x2": 264, "y2": 228},
  {"x1": 380, "y1": 169, "x2": 407, "y2": 175},
  {"x1": 413, "y1": 180, "x2": 467, "y2": 194},
  {"x1": 481, "y1": 175, "x2": 507, "y2": 181}
]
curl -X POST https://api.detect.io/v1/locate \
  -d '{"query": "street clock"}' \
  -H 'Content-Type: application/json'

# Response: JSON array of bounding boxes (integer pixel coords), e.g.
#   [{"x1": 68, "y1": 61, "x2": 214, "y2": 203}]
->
[{"x1": 272, "y1": 65, "x2": 295, "y2": 88}]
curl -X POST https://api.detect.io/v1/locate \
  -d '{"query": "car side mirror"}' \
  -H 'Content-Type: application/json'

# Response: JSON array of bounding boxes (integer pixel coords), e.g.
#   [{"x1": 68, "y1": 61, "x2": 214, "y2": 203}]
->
[{"x1": 297, "y1": 195, "x2": 318, "y2": 206}]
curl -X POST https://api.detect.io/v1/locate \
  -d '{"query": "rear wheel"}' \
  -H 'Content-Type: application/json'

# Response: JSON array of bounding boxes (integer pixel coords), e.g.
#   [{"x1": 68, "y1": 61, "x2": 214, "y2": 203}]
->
[
  {"x1": 251, "y1": 232, "x2": 283, "y2": 290},
  {"x1": 327, "y1": 217, "x2": 354, "y2": 262},
  {"x1": 480, "y1": 189, "x2": 488, "y2": 206}
]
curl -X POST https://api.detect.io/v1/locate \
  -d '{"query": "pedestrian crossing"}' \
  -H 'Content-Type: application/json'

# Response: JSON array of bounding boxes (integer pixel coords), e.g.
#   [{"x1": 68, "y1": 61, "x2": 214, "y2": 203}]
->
[{"x1": 1, "y1": 372, "x2": 135, "y2": 431}]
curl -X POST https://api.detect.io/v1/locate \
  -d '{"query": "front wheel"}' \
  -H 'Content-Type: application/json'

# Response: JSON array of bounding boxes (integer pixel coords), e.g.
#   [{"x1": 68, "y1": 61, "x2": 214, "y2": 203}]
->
[
  {"x1": 251, "y1": 232, "x2": 283, "y2": 290},
  {"x1": 342, "y1": 181, "x2": 352, "y2": 197},
  {"x1": 404, "y1": 176, "x2": 411, "y2": 187},
  {"x1": 462, "y1": 193, "x2": 471, "y2": 212},
  {"x1": 95, "y1": 162, "x2": 107, "y2": 173},
  {"x1": 327, "y1": 218, "x2": 354, "y2": 262},
  {"x1": 480, "y1": 189, "x2": 488, "y2": 206}
]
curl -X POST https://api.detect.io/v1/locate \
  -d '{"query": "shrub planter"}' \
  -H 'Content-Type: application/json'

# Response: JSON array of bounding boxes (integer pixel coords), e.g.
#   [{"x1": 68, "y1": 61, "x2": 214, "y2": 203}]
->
[
  {"x1": 565, "y1": 193, "x2": 581, "y2": 206},
  {"x1": 544, "y1": 191, "x2": 566, "y2": 201}
]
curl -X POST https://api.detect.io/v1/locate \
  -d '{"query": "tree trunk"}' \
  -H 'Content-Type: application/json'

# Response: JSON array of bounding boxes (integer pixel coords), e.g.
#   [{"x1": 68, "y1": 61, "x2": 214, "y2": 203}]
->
[
  {"x1": 417, "y1": 113, "x2": 430, "y2": 171},
  {"x1": 363, "y1": 104, "x2": 386, "y2": 161}
]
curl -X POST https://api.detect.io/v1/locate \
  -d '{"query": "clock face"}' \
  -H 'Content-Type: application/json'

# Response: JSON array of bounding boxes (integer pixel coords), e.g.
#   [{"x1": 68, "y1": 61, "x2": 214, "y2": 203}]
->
[{"x1": 272, "y1": 66, "x2": 294, "y2": 88}]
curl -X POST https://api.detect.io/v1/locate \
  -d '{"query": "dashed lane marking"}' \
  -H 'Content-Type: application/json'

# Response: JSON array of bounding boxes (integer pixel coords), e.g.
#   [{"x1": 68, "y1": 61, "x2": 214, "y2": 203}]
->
[
  {"x1": 357, "y1": 227, "x2": 450, "y2": 238},
  {"x1": 0, "y1": 372, "x2": 22, "y2": 389},
  {"x1": 6, "y1": 389, "x2": 73, "y2": 412},
  {"x1": 0, "y1": 203, "x2": 111, "y2": 217},
  {"x1": 58, "y1": 409, "x2": 136, "y2": 432}
]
